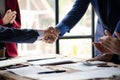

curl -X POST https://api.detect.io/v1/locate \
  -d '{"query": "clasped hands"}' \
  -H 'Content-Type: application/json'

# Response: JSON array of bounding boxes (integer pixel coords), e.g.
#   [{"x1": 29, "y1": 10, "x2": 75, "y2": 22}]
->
[
  {"x1": 42, "y1": 26, "x2": 60, "y2": 43},
  {"x1": 93, "y1": 30, "x2": 120, "y2": 55},
  {"x1": 2, "y1": 9, "x2": 17, "y2": 25},
  {"x1": 87, "y1": 30, "x2": 120, "y2": 62}
]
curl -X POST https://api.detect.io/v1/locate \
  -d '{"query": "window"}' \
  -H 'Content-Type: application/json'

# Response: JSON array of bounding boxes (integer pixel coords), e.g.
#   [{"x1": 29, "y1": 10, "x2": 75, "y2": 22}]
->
[
  {"x1": 18, "y1": 0, "x2": 56, "y2": 56},
  {"x1": 57, "y1": 0, "x2": 94, "y2": 59},
  {"x1": 18, "y1": 0, "x2": 94, "y2": 59}
]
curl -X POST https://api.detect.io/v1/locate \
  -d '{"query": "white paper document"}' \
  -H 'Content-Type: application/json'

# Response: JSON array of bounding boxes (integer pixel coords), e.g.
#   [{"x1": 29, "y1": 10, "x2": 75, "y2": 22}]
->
[
  {"x1": 0, "y1": 57, "x2": 27, "y2": 67},
  {"x1": 7, "y1": 62, "x2": 120, "y2": 80},
  {"x1": 40, "y1": 67, "x2": 120, "y2": 80},
  {"x1": 0, "y1": 54, "x2": 58, "y2": 67},
  {"x1": 7, "y1": 65, "x2": 53, "y2": 79},
  {"x1": 60, "y1": 62, "x2": 100, "y2": 71},
  {"x1": 28, "y1": 58, "x2": 74, "y2": 66}
]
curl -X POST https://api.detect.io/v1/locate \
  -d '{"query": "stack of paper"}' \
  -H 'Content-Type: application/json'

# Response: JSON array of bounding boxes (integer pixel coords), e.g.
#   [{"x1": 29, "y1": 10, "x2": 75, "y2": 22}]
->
[
  {"x1": 7, "y1": 66, "x2": 120, "y2": 80},
  {"x1": 0, "y1": 57, "x2": 27, "y2": 67},
  {"x1": 60, "y1": 62, "x2": 100, "y2": 71},
  {"x1": 40, "y1": 67, "x2": 120, "y2": 80},
  {"x1": 7, "y1": 65, "x2": 54, "y2": 79},
  {"x1": 28, "y1": 58, "x2": 74, "y2": 66}
]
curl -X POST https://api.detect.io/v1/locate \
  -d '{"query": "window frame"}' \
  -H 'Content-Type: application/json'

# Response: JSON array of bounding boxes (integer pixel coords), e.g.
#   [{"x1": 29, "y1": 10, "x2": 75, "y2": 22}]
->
[{"x1": 55, "y1": 0, "x2": 95, "y2": 58}]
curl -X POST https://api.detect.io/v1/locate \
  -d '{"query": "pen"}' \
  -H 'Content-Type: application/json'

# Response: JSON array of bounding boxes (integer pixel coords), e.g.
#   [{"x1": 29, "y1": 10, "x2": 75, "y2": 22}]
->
[
  {"x1": 37, "y1": 70, "x2": 66, "y2": 74},
  {"x1": 7, "y1": 65, "x2": 29, "y2": 69},
  {"x1": 27, "y1": 57, "x2": 56, "y2": 62}
]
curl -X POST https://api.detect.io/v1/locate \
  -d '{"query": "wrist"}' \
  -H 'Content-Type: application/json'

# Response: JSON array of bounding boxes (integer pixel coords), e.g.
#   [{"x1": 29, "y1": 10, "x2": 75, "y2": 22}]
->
[
  {"x1": 2, "y1": 19, "x2": 7, "y2": 25},
  {"x1": 37, "y1": 30, "x2": 44, "y2": 40}
]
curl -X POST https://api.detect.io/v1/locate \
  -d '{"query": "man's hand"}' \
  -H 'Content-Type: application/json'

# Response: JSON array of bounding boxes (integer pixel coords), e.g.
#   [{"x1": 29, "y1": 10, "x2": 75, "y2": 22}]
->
[
  {"x1": 2, "y1": 9, "x2": 17, "y2": 25},
  {"x1": 94, "y1": 30, "x2": 120, "y2": 55},
  {"x1": 86, "y1": 54, "x2": 114, "y2": 62},
  {"x1": 87, "y1": 30, "x2": 120, "y2": 62},
  {"x1": 93, "y1": 42, "x2": 112, "y2": 54},
  {"x1": 42, "y1": 26, "x2": 60, "y2": 43}
]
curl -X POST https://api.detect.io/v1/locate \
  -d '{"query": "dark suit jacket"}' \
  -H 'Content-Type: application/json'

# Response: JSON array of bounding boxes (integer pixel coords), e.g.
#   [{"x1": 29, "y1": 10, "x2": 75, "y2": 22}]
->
[
  {"x1": 0, "y1": 25, "x2": 39, "y2": 43},
  {"x1": 56, "y1": 0, "x2": 120, "y2": 56}
]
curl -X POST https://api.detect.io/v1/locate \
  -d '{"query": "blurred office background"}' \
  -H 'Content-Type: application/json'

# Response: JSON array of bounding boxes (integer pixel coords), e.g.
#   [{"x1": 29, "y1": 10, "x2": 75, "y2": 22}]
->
[{"x1": 18, "y1": 0, "x2": 97, "y2": 59}]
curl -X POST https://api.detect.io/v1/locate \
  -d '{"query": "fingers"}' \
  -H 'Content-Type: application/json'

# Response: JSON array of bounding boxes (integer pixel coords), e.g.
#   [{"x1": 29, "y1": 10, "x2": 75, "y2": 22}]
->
[
  {"x1": 93, "y1": 42, "x2": 111, "y2": 53},
  {"x1": 115, "y1": 32, "x2": 120, "y2": 39},
  {"x1": 10, "y1": 15, "x2": 16, "y2": 24},
  {"x1": 43, "y1": 34, "x2": 57, "y2": 43},
  {"x1": 8, "y1": 11, "x2": 17, "y2": 24},
  {"x1": 42, "y1": 26, "x2": 60, "y2": 44},
  {"x1": 48, "y1": 27, "x2": 59, "y2": 37},
  {"x1": 99, "y1": 37, "x2": 113, "y2": 52},
  {"x1": 2, "y1": 9, "x2": 17, "y2": 25},
  {"x1": 98, "y1": 30, "x2": 120, "y2": 54},
  {"x1": 43, "y1": 35, "x2": 57, "y2": 43},
  {"x1": 105, "y1": 30, "x2": 112, "y2": 37},
  {"x1": 6, "y1": 9, "x2": 12, "y2": 14},
  {"x1": 99, "y1": 30, "x2": 113, "y2": 49},
  {"x1": 49, "y1": 26, "x2": 60, "y2": 34},
  {"x1": 99, "y1": 36, "x2": 111, "y2": 45},
  {"x1": 86, "y1": 54, "x2": 114, "y2": 62},
  {"x1": 94, "y1": 30, "x2": 120, "y2": 55}
]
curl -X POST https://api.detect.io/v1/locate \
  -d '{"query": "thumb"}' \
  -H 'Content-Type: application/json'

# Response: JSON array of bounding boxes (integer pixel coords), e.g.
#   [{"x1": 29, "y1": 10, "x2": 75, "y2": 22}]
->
[
  {"x1": 115, "y1": 32, "x2": 120, "y2": 39},
  {"x1": 105, "y1": 30, "x2": 112, "y2": 37},
  {"x1": 6, "y1": 9, "x2": 11, "y2": 14}
]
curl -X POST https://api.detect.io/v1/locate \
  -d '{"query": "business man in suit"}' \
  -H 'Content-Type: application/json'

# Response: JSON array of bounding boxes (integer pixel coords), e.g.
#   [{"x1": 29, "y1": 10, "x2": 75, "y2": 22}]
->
[
  {"x1": 0, "y1": 25, "x2": 59, "y2": 43},
  {"x1": 48, "y1": 0, "x2": 120, "y2": 63}
]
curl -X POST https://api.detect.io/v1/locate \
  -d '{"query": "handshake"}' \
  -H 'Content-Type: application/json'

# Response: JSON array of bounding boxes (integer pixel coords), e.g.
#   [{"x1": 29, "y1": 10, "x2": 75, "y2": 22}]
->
[{"x1": 42, "y1": 26, "x2": 60, "y2": 43}]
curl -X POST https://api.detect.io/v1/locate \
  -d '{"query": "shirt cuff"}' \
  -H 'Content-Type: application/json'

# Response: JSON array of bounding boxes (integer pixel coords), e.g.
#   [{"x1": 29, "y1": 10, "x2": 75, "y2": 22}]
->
[
  {"x1": 37, "y1": 30, "x2": 44, "y2": 40},
  {"x1": 56, "y1": 22, "x2": 69, "y2": 36}
]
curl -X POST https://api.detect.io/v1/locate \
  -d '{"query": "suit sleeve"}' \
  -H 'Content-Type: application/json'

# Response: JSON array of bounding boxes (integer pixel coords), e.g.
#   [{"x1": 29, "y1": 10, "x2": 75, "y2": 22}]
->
[
  {"x1": 0, "y1": 25, "x2": 39, "y2": 43},
  {"x1": 56, "y1": 0, "x2": 90, "y2": 36}
]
